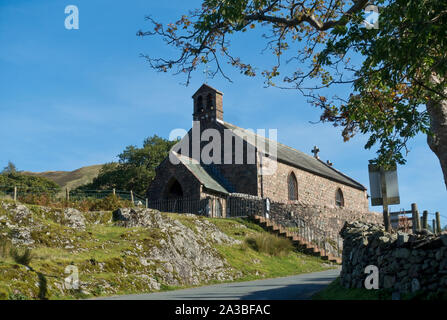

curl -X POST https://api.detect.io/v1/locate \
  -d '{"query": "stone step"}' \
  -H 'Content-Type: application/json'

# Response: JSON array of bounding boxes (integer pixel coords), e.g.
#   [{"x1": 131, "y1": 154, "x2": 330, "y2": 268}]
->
[{"x1": 251, "y1": 215, "x2": 342, "y2": 264}]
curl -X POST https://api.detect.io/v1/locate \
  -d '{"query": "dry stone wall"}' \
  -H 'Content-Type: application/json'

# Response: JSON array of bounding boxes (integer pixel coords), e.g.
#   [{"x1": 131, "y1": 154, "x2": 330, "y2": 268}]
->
[
  {"x1": 340, "y1": 221, "x2": 447, "y2": 296},
  {"x1": 269, "y1": 201, "x2": 382, "y2": 240}
]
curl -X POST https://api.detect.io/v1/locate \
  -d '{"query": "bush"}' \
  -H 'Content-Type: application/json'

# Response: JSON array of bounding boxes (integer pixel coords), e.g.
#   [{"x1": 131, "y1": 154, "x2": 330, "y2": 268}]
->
[
  {"x1": 0, "y1": 173, "x2": 61, "y2": 195},
  {"x1": 0, "y1": 286, "x2": 10, "y2": 300},
  {"x1": 9, "y1": 247, "x2": 33, "y2": 266},
  {"x1": 244, "y1": 233, "x2": 294, "y2": 257},
  {"x1": 18, "y1": 194, "x2": 54, "y2": 207},
  {"x1": 88, "y1": 194, "x2": 134, "y2": 211}
]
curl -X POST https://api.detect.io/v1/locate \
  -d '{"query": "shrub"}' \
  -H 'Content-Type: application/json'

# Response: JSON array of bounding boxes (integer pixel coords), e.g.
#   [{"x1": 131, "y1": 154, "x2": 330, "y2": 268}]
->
[
  {"x1": 244, "y1": 233, "x2": 293, "y2": 257},
  {"x1": 9, "y1": 247, "x2": 33, "y2": 266},
  {"x1": 0, "y1": 286, "x2": 10, "y2": 300},
  {"x1": 18, "y1": 194, "x2": 54, "y2": 207},
  {"x1": 88, "y1": 194, "x2": 134, "y2": 211},
  {"x1": 0, "y1": 173, "x2": 60, "y2": 195}
]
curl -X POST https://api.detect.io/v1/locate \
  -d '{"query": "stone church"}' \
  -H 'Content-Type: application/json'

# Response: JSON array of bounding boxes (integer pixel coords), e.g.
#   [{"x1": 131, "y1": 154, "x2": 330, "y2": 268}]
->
[{"x1": 147, "y1": 84, "x2": 369, "y2": 217}]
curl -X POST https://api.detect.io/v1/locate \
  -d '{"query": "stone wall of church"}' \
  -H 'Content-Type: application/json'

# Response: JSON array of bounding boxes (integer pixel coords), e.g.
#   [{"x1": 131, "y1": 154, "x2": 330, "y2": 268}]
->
[
  {"x1": 187, "y1": 120, "x2": 259, "y2": 196},
  {"x1": 146, "y1": 159, "x2": 202, "y2": 200},
  {"x1": 258, "y1": 156, "x2": 369, "y2": 212}
]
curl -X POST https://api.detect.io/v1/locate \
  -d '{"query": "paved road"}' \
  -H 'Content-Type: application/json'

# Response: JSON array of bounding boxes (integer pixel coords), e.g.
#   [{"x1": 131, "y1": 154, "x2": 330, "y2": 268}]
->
[{"x1": 104, "y1": 268, "x2": 340, "y2": 300}]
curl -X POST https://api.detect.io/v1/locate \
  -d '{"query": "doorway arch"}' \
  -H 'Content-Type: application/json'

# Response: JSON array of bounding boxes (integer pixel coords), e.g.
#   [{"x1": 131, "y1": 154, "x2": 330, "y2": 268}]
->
[{"x1": 164, "y1": 177, "x2": 184, "y2": 199}]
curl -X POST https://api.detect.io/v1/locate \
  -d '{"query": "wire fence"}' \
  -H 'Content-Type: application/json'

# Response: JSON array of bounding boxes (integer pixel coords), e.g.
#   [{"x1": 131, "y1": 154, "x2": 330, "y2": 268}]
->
[
  {"x1": 389, "y1": 205, "x2": 445, "y2": 235},
  {"x1": 0, "y1": 185, "x2": 146, "y2": 206}
]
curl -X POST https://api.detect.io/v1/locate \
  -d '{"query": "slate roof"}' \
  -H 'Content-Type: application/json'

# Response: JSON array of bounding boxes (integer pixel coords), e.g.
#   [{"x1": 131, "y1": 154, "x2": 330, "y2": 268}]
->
[
  {"x1": 218, "y1": 120, "x2": 366, "y2": 191},
  {"x1": 173, "y1": 152, "x2": 229, "y2": 194}
]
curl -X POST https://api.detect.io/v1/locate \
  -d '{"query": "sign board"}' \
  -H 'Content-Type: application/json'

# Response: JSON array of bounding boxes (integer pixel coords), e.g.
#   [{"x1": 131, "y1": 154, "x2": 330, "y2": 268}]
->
[{"x1": 368, "y1": 164, "x2": 400, "y2": 206}]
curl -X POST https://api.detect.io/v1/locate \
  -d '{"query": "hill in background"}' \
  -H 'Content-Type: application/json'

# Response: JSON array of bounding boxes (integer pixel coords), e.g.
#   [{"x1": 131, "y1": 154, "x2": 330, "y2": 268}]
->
[{"x1": 22, "y1": 165, "x2": 103, "y2": 191}]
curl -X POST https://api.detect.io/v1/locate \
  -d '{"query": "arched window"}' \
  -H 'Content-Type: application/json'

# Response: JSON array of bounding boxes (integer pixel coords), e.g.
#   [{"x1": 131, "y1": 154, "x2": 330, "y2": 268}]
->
[
  {"x1": 288, "y1": 172, "x2": 298, "y2": 201},
  {"x1": 206, "y1": 93, "x2": 213, "y2": 109},
  {"x1": 335, "y1": 188, "x2": 344, "y2": 207},
  {"x1": 197, "y1": 95, "x2": 203, "y2": 111}
]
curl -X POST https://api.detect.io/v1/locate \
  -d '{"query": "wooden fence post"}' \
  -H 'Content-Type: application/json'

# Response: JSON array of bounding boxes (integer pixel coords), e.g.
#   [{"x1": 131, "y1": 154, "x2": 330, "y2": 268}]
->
[
  {"x1": 432, "y1": 219, "x2": 436, "y2": 234},
  {"x1": 422, "y1": 210, "x2": 428, "y2": 230},
  {"x1": 435, "y1": 212, "x2": 441, "y2": 234},
  {"x1": 130, "y1": 190, "x2": 134, "y2": 204},
  {"x1": 383, "y1": 207, "x2": 391, "y2": 232},
  {"x1": 411, "y1": 203, "x2": 420, "y2": 233},
  {"x1": 145, "y1": 198, "x2": 148, "y2": 209},
  {"x1": 13, "y1": 186, "x2": 17, "y2": 202},
  {"x1": 113, "y1": 188, "x2": 116, "y2": 196},
  {"x1": 65, "y1": 188, "x2": 70, "y2": 202}
]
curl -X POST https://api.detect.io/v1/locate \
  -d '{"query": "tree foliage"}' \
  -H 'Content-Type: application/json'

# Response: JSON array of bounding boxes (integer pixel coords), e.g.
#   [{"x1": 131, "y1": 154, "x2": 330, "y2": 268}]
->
[
  {"x1": 0, "y1": 174, "x2": 61, "y2": 193},
  {"x1": 138, "y1": 0, "x2": 447, "y2": 187},
  {"x1": 0, "y1": 170, "x2": 61, "y2": 194},
  {"x1": 2, "y1": 161, "x2": 18, "y2": 175},
  {"x1": 76, "y1": 135, "x2": 177, "y2": 195}
]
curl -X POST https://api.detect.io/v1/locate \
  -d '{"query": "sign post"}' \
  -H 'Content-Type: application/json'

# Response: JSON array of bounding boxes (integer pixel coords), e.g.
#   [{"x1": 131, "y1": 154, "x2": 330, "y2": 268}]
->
[{"x1": 368, "y1": 164, "x2": 400, "y2": 232}]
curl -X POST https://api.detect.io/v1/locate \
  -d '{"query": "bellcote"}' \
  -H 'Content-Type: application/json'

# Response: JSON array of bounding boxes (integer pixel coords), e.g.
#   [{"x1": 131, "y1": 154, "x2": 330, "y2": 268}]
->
[{"x1": 192, "y1": 84, "x2": 223, "y2": 123}]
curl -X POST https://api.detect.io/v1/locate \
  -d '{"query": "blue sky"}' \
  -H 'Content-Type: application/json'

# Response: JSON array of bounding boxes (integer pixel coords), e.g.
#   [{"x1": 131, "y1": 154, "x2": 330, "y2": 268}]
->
[{"x1": 0, "y1": 0, "x2": 445, "y2": 223}]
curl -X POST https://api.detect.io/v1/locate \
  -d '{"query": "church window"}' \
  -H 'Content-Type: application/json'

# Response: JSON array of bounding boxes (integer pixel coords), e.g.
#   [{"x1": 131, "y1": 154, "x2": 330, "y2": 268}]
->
[
  {"x1": 288, "y1": 172, "x2": 298, "y2": 201},
  {"x1": 335, "y1": 188, "x2": 344, "y2": 207},
  {"x1": 197, "y1": 95, "x2": 203, "y2": 111},
  {"x1": 206, "y1": 93, "x2": 213, "y2": 109}
]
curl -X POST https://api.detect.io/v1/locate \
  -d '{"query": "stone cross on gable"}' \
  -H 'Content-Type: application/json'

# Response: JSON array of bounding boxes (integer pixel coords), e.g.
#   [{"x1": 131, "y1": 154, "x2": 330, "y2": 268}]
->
[{"x1": 311, "y1": 146, "x2": 320, "y2": 159}]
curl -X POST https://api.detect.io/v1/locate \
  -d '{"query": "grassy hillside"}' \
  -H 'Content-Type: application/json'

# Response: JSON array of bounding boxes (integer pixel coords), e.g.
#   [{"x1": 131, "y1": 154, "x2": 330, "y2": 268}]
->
[
  {"x1": 0, "y1": 201, "x2": 334, "y2": 300},
  {"x1": 22, "y1": 165, "x2": 103, "y2": 191}
]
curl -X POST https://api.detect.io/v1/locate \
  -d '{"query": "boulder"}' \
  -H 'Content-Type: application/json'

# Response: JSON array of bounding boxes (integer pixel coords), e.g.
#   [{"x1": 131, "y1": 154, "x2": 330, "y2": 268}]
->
[
  {"x1": 113, "y1": 208, "x2": 157, "y2": 228},
  {"x1": 2, "y1": 203, "x2": 33, "y2": 224},
  {"x1": 63, "y1": 208, "x2": 86, "y2": 230},
  {"x1": 10, "y1": 227, "x2": 34, "y2": 246}
]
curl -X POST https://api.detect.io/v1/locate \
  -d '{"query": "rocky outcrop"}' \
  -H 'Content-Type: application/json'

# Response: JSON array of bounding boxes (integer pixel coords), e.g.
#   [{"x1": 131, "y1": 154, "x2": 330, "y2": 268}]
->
[
  {"x1": 0, "y1": 202, "x2": 34, "y2": 245},
  {"x1": 113, "y1": 207, "x2": 240, "y2": 286},
  {"x1": 113, "y1": 207, "x2": 158, "y2": 228},
  {"x1": 1, "y1": 202, "x2": 33, "y2": 224},
  {"x1": 0, "y1": 201, "x2": 248, "y2": 298},
  {"x1": 340, "y1": 221, "x2": 447, "y2": 296},
  {"x1": 63, "y1": 208, "x2": 86, "y2": 230}
]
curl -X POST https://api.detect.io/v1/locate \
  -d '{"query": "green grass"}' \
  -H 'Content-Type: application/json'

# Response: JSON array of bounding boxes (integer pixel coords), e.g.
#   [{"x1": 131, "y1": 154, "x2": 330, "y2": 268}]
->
[
  {"x1": 216, "y1": 243, "x2": 332, "y2": 282},
  {"x1": 312, "y1": 277, "x2": 392, "y2": 300},
  {"x1": 243, "y1": 233, "x2": 294, "y2": 257}
]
